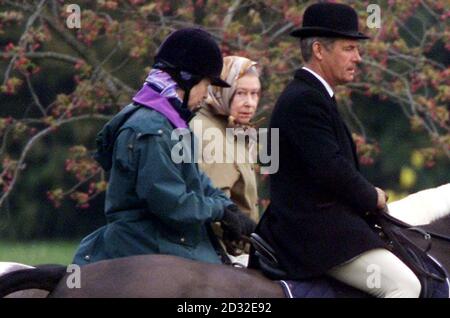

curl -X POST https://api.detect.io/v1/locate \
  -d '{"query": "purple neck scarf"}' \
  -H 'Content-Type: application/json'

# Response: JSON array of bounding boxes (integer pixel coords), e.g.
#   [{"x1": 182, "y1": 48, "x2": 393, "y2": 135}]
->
[{"x1": 132, "y1": 70, "x2": 188, "y2": 128}]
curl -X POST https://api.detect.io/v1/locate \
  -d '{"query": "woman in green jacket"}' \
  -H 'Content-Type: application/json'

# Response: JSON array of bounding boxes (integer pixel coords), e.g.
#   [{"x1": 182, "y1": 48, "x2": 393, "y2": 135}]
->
[
  {"x1": 72, "y1": 28, "x2": 256, "y2": 266},
  {"x1": 190, "y1": 56, "x2": 261, "y2": 264}
]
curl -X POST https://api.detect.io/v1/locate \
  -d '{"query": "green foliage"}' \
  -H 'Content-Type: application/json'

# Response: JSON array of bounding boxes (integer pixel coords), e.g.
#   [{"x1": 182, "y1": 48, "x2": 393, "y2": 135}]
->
[{"x1": 0, "y1": 240, "x2": 78, "y2": 265}]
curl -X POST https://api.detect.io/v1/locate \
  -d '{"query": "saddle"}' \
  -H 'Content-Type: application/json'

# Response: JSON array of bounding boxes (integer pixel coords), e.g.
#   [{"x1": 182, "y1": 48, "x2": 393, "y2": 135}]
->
[
  {"x1": 249, "y1": 233, "x2": 369, "y2": 298},
  {"x1": 249, "y1": 233, "x2": 287, "y2": 280}
]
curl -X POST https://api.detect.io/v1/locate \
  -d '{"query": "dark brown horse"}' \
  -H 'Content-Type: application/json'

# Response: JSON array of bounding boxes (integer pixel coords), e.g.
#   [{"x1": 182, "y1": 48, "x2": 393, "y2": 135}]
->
[{"x1": 1, "y1": 214, "x2": 449, "y2": 298}]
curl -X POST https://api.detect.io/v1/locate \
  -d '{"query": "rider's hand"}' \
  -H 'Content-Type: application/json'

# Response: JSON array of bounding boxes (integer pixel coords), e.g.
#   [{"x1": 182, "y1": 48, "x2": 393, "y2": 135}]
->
[
  {"x1": 221, "y1": 205, "x2": 257, "y2": 241},
  {"x1": 375, "y1": 187, "x2": 388, "y2": 210}
]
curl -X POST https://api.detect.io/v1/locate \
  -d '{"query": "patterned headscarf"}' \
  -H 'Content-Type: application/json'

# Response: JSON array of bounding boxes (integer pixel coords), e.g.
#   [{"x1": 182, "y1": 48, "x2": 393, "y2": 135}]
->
[{"x1": 206, "y1": 56, "x2": 258, "y2": 117}]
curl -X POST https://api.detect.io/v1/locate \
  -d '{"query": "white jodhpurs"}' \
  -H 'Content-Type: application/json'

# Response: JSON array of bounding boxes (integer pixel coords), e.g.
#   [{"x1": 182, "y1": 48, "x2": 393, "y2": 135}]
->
[{"x1": 327, "y1": 248, "x2": 422, "y2": 298}]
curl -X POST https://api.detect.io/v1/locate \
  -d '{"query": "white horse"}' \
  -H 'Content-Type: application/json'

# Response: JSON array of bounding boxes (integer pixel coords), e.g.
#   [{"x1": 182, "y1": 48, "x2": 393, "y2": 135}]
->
[{"x1": 388, "y1": 183, "x2": 450, "y2": 226}]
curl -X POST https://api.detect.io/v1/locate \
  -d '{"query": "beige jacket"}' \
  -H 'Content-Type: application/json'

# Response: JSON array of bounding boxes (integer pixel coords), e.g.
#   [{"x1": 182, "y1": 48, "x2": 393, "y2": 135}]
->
[{"x1": 190, "y1": 106, "x2": 259, "y2": 222}]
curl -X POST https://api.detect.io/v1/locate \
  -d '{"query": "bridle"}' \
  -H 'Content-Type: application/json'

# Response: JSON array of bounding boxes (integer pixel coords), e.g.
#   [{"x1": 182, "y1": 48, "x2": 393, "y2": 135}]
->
[
  {"x1": 375, "y1": 206, "x2": 449, "y2": 297},
  {"x1": 378, "y1": 207, "x2": 450, "y2": 243}
]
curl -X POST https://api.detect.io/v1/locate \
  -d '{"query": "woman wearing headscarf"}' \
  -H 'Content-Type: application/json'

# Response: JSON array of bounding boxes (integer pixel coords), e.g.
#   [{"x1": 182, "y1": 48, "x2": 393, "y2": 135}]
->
[
  {"x1": 190, "y1": 56, "x2": 261, "y2": 262},
  {"x1": 72, "y1": 29, "x2": 256, "y2": 266}
]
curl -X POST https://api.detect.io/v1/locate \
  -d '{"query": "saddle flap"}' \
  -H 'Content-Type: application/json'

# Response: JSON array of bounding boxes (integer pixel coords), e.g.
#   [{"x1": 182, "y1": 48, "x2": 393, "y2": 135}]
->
[
  {"x1": 377, "y1": 210, "x2": 449, "y2": 298},
  {"x1": 250, "y1": 233, "x2": 279, "y2": 265},
  {"x1": 249, "y1": 233, "x2": 288, "y2": 280}
]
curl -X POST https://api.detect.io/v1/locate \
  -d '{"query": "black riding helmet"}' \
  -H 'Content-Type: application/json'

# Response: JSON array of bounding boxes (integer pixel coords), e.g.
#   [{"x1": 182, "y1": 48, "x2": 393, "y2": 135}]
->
[{"x1": 153, "y1": 28, "x2": 230, "y2": 108}]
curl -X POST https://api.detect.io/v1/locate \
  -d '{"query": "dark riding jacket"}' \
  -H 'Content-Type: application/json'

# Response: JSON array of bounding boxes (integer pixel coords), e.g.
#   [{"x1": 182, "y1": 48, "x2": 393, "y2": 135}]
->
[
  {"x1": 73, "y1": 98, "x2": 232, "y2": 266},
  {"x1": 254, "y1": 69, "x2": 386, "y2": 279}
]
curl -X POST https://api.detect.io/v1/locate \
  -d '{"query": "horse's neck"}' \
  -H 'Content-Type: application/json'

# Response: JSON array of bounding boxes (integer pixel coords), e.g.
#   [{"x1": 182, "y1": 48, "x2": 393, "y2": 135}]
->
[
  {"x1": 0, "y1": 262, "x2": 34, "y2": 277},
  {"x1": 388, "y1": 183, "x2": 450, "y2": 226},
  {"x1": 420, "y1": 215, "x2": 450, "y2": 273},
  {"x1": 423, "y1": 215, "x2": 450, "y2": 235}
]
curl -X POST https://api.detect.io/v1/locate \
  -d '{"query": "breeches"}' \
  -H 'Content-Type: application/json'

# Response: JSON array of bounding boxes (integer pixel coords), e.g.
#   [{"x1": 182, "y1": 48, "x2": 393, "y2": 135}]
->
[{"x1": 327, "y1": 248, "x2": 421, "y2": 298}]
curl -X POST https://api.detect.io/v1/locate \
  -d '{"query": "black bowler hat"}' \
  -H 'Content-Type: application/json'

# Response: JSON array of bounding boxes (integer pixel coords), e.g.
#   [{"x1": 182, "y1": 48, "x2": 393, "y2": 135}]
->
[
  {"x1": 154, "y1": 28, "x2": 230, "y2": 88},
  {"x1": 290, "y1": 3, "x2": 369, "y2": 40}
]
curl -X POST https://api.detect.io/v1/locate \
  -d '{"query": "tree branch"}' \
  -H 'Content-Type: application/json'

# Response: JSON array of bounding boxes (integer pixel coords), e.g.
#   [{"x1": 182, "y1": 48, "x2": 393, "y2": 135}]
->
[
  {"x1": 419, "y1": 0, "x2": 442, "y2": 21},
  {"x1": 62, "y1": 169, "x2": 101, "y2": 197},
  {"x1": 24, "y1": 73, "x2": 46, "y2": 116},
  {"x1": 269, "y1": 21, "x2": 294, "y2": 43},
  {"x1": 2, "y1": 0, "x2": 47, "y2": 85},
  {"x1": 42, "y1": 13, "x2": 134, "y2": 95},
  {"x1": 2, "y1": 51, "x2": 80, "y2": 64},
  {"x1": 222, "y1": 0, "x2": 242, "y2": 36},
  {"x1": 0, "y1": 114, "x2": 111, "y2": 208}
]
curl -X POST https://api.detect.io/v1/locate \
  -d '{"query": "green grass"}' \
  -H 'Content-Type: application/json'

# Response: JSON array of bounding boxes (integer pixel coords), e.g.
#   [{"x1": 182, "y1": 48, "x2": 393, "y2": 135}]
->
[{"x1": 0, "y1": 240, "x2": 80, "y2": 265}]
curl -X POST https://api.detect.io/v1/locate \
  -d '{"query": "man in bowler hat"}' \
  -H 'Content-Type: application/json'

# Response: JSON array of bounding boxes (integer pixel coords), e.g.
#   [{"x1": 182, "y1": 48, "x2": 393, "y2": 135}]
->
[{"x1": 254, "y1": 3, "x2": 421, "y2": 297}]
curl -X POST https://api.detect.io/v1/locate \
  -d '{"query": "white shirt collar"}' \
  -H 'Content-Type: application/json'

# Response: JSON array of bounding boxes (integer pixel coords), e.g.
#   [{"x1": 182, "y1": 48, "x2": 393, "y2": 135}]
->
[{"x1": 302, "y1": 66, "x2": 334, "y2": 98}]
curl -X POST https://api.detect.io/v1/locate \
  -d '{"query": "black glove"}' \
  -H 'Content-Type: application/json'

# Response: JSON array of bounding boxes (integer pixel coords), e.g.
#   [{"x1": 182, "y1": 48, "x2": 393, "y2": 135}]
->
[{"x1": 221, "y1": 204, "x2": 257, "y2": 241}]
